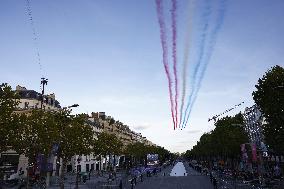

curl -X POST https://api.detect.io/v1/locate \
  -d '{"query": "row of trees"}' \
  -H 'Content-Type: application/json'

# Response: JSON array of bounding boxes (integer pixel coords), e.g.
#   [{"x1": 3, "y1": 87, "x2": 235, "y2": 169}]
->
[
  {"x1": 125, "y1": 142, "x2": 172, "y2": 167},
  {"x1": 0, "y1": 83, "x2": 96, "y2": 188},
  {"x1": 0, "y1": 83, "x2": 173, "y2": 188},
  {"x1": 184, "y1": 113, "x2": 248, "y2": 162},
  {"x1": 185, "y1": 65, "x2": 284, "y2": 162}
]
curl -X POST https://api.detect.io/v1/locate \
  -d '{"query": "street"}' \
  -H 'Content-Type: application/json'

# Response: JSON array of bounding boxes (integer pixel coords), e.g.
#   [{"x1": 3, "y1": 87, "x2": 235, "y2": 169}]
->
[{"x1": 134, "y1": 161, "x2": 213, "y2": 189}]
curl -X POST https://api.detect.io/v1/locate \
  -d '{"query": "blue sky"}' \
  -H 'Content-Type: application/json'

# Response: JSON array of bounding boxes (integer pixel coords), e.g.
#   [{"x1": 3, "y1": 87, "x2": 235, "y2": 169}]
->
[{"x1": 1, "y1": 0, "x2": 284, "y2": 152}]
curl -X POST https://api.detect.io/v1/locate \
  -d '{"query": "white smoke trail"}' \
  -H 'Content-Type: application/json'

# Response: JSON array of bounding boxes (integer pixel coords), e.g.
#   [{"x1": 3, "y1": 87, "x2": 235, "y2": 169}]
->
[
  {"x1": 182, "y1": 0, "x2": 212, "y2": 128},
  {"x1": 184, "y1": 0, "x2": 227, "y2": 127},
  {"x1": 178, "y1": 0, "x2": 195, "y2": 129}
]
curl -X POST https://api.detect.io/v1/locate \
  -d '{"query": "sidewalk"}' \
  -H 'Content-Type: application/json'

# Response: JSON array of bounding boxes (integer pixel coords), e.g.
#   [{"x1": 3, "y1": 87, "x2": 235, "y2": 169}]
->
[{"x1": 48, "y1": 171, "x2": 128, "y2": 189}]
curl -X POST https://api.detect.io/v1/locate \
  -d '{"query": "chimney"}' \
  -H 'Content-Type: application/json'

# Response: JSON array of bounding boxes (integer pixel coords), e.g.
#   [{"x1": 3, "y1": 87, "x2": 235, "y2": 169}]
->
[{"x1": 16, "y1": 85, "x2": 27, "y2": 91}]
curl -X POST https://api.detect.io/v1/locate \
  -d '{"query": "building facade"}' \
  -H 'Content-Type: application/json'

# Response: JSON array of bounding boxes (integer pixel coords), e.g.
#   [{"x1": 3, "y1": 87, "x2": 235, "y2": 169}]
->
[{"x1": 0, "y1": 86, "x2": 156, "y2": 179}]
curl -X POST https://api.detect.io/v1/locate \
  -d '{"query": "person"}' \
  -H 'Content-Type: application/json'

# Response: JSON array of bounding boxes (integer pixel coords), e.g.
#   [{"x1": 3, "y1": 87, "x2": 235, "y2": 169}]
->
[
  {"x1": 213, "y1": 177, "x2": 217, "y2": 189},
  {"x1": 119, "y1": 180, "x2": 122, "y2": 189},
  {"x1": 147, "y1": 170, "x2": 150, "y2": 177},
  {"x1": 140, "y1": 174, "x2": 143, "y2": 182},
  {"x1": 113, "y1": 170, "x2": 117, "y2": 179},
  {"x1": 134, "y1": 175, "x2": 137, "y2": 185},
  {"x1": 18, "y1": 168, "x2": 24, "y2": 178},
  {"x1": 210, "y1": 171, "x2": 213, "y2": 183},
  {"x1": 130, "y1": 178, "x2": 134, "y2": 189},
  {"x1": 82, "y1": 174, "x2": 87, "y2": 183},
  {"x1": 275, "y1": 166, "x2": 281, "y2": 179},
  {"x1": 153, "y1": 168, "x2": 157, "y2": 175},
  {"x1": 108, "y1": 172, "x2": 112, "y2": 182}
]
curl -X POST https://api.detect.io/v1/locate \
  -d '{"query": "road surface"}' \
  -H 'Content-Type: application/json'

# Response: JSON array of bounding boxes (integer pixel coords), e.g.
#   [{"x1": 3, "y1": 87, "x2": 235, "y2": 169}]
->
[{"x1": 135, "y1": 161, "x2": 213, "y2": 189}]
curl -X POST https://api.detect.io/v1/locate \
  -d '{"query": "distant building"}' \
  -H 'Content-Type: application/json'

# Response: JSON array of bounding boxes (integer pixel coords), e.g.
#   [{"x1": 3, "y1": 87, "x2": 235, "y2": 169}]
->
[{"x1": 90, "y1": 112, "x2": 156, "y2": 147}]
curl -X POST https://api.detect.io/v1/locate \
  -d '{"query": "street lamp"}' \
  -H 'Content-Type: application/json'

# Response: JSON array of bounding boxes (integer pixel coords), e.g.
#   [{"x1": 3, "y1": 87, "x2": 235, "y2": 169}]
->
[
  {"x1": 68, "y1": 104, "x2": 79, "y2": 108},
  {"x1": 62, "y1": 104, "x2": 79, "y2": 109}
]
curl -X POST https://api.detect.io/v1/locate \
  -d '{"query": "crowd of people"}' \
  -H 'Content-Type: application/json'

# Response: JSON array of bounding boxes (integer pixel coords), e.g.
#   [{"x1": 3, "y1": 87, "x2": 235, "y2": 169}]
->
[{"x1": 189, "y1": 159, "x2": 283, "y2": 188}]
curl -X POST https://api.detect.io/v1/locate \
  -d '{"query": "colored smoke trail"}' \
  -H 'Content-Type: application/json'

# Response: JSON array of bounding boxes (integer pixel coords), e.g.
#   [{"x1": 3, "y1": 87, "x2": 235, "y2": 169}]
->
[
  {"x1": 155, "y1": 0, "x2": 176, "y2": 129},
  {"x1": 171, "y1": 0, "x2": 178, "y2": 129},
  {"x1": 179, "y1": 0, "x2": 195, "y2": 129},
  {"x1": 182, "y1": 1, "x2": 212, "y2": 128},
  {"x1": 26, "y1": 0, "x2": 43, "y2": 76},
  {"x1": 184, "y1": 0, "x2": 227, "y2": 127}
]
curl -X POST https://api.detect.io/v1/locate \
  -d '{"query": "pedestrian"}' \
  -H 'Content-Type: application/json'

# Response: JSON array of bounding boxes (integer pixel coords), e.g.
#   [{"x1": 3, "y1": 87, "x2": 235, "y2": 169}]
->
[
  {"x1": 131, "y1": 178, "x2": 134, "y2": 189},
  {"x1": 140, "y1": 174, "x2": 143, "y2": 182},
  {"x1": 83, "y1": 174, "x2": 87, "y2": 183},
  {"x1": 210, "y1": 172, "x2": 213, "y2": 183},
  {"x1": 213, "y1": 177, "x2": 217, "y2": 189},
  {"x1": 119, "y1": 180, "x2": 122, "y2": 189},
  {"x1": 134, "y1": 175, "x2": 137, "y2": 185},
  {"x1": 113, "y1": 170, "x2": 117, "y2": 179}
]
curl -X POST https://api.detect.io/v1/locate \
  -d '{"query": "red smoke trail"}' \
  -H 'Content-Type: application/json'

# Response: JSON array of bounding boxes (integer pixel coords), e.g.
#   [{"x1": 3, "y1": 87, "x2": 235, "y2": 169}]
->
[
  {"x1": 156, "y1": 0, "x2": 176, "y2": 129},
  {"x1": 171, "y1": 0, "x2": 178, "y2": 129}
]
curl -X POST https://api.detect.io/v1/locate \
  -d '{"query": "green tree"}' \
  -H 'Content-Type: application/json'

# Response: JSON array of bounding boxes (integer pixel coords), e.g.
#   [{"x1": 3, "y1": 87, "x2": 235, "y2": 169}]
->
[
  {"x1": 185, "y1": 113, "x2": 248, "y2": 165},
  {"x1": 252, "y1": 65, "x2": 284, "y2": 154},
  {"x1": 52, "y1": 110, "x2": 95, "y2": 189},
  {"x1": 0, "y1": 83, "x2": 20, "y2": 153},
  {"x1": 13, "y1": 110, "x2": 58, "y2": 161},
  {"x1": 0, "y1": 83, "x2": 22, "y2": 179},
  {"x1": 125, "y1": 143, "x2": 171, "y2": 167},
  {"x1": 125, "y1": 142, "x2": 147, "y2": 166},
  {"x1": 94, "y1": 132, "x2": 123, "y2": 170},
  {"x1": 11, "y1": 110, "x2": 62, "y2": 188}
]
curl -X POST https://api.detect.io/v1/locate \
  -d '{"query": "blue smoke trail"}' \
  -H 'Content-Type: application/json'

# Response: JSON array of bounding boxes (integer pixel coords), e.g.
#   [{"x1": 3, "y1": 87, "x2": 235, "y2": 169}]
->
[
  {"x1": 183, "y1": 0, "x2": 227, "y2": 128},
  {"x1": 181, "y1": 0, "x2": 212, "y2": 128}
]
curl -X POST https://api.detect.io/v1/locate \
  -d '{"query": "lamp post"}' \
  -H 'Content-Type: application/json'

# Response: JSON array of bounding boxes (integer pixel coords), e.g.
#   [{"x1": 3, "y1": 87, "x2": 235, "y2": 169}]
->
[
  {"x1": 40, "y1": 78, "x2": 48, "y2": 109},
  {"x1": 62, "y1": 104, "x2": 79, "y2": 109}
]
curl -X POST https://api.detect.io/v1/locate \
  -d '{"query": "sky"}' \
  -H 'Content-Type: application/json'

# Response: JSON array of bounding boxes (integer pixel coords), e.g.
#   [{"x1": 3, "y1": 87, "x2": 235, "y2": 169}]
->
[{"x1": 0, "y1": 0, "x2": 284, "y2": 153}]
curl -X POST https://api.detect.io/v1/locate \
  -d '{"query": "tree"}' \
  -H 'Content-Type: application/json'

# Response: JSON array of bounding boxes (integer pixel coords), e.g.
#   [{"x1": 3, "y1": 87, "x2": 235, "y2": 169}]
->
[
  {"x1": 0, "y1": 83, "x2": 20, "y2": 153},
  {"x1": 52, "y1": 110, "x2": 95, "y2": 189},
  {"x1": 0, "y1": 83, "x2": 22, "y2": 179},
  {"x1": 13, "y1": 110, "x2": 59, "y2": 162},
  {"x1": 125, "y1": 142, "x2": 147, "y2": 166},
  {"x1": 252, "y1": 65, "x2": 284, "y2": 154},
  {"x1": 185, "y1": 113, "x2": 248, "y2": 165},
  {"x1": 93, "y1": 132, "x2": 123, "y2": 170},
  {"x1": 125, "y1": 142, "x2": 171, "y2": 167}
]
